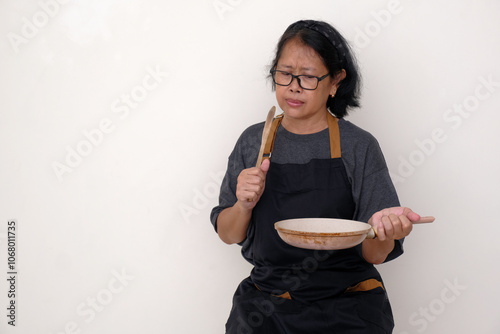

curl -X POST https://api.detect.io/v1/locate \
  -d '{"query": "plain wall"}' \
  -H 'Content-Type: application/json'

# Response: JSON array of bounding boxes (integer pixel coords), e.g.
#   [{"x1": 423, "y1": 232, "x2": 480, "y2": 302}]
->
[{"x1": 1, "y1": 0, "x2": 499, "y2": 333}]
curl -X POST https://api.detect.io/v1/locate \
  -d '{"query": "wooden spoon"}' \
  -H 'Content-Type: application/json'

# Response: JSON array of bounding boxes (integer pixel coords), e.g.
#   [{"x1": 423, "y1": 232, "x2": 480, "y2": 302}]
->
[
  {"x1": 248, "y1": 106, "x2": 276, "y2": 202},
  {"x1": 255, "y1": 106, "x2": 276, "y2": 167}
]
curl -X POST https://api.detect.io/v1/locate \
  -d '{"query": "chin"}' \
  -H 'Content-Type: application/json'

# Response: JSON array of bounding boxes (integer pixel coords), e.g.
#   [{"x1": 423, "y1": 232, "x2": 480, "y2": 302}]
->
[{"x1": 283, "y1": 108, "x2": 309, "y2": 119}]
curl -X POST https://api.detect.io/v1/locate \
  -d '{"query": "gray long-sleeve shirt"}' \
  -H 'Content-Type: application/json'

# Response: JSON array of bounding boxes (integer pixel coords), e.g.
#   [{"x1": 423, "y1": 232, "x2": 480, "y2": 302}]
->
[{"x1": 210, "y1": 117, "x2": 403, "y2": 263}]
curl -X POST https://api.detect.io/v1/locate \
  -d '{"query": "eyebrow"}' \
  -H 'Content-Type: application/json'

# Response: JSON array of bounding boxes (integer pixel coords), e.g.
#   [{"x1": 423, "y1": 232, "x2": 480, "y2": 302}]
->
[{"x1": 277, "y1": 64, "x2": 317, "y2": 72}]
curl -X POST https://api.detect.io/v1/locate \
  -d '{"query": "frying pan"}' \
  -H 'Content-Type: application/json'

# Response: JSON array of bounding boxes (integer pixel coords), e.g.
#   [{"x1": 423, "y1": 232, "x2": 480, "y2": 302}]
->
[{"x1": 274, "y1": 216, "x2": 435, "y2": 250}]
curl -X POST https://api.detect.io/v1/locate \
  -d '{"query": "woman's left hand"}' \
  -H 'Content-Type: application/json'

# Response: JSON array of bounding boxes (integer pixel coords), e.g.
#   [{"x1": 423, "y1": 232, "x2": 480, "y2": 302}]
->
[{"x1": 368, "y1": 207, "x2": 421, "y2": 241}]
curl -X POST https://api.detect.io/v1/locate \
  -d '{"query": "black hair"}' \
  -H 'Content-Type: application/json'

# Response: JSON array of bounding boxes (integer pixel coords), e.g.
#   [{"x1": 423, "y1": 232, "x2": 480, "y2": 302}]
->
[{"x1": 269, "y1": 20, "x2": 361, "y2": 118}]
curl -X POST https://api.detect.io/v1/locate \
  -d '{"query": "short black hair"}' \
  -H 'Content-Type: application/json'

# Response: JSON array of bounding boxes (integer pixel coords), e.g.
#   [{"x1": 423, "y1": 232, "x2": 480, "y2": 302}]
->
[{"x1": 269, "y1": 20, "x2": 361, "y2": 118}]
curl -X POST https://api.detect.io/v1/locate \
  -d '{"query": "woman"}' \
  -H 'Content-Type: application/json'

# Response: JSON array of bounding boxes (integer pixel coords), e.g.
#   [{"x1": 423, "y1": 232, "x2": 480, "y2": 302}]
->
[{"x1": 210, "y1": 20, "x2": 422, "y2": 333}]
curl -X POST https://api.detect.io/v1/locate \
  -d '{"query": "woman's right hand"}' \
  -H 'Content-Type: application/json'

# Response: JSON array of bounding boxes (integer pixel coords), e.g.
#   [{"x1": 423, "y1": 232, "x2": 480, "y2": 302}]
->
[
  {"x1": 236, "y1": 158, "x2": 270, "y2": 210},
  {"x1": 216, "y1": 158, "x2": 270, "y2": 244}
]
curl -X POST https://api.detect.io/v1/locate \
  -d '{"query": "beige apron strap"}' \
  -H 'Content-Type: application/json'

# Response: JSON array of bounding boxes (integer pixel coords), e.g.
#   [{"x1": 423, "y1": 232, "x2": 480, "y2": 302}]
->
[
  {"x1": 344, "y1": 278, "x2": 385, "y2": 293},
  {"x1": 255, "y1": 283, "x2": 292, "y2": 300},
  {"x1": 262, "y1": 113, "x2": 284, "y2": 160},
  {"x1": 327, "y1": 113, "x2": 341, "y2": 159},
  {"x1": 263, "y1": 113, "x2": 340, "y2": 160}
]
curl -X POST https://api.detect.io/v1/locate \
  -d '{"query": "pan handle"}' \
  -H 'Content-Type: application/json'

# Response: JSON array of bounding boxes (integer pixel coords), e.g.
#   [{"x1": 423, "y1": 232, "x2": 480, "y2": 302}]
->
[{"x1": 413, "y1": 216, "x2": 435, "y2": 224}]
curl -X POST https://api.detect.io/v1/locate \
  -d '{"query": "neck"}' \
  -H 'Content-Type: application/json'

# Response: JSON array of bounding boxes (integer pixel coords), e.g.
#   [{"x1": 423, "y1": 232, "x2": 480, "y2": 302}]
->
[{"x1": 281, "y1": 111, "x2": 329, "y2": 134}]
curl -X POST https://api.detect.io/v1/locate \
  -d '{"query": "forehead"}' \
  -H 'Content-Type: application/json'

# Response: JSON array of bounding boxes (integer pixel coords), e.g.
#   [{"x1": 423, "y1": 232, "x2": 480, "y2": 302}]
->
[{"x1": 276, "y1": 38, "x2": 326, "y2": 72}]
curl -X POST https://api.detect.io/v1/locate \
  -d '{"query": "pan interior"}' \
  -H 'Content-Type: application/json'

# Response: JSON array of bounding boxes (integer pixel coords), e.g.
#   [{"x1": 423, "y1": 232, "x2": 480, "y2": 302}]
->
[{"x1": 275, "y1": 218, "x2": 371, "y2": 236}]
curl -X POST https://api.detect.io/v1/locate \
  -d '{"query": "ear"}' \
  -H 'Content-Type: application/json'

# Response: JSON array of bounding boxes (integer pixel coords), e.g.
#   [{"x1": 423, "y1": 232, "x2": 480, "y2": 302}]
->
[{"x1": 330, "y1": 69, "x2": 346, "y2": 96}]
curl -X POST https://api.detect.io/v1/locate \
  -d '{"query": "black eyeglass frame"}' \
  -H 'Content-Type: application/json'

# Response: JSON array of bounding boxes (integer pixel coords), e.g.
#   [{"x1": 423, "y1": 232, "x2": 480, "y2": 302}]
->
[{"x1": 270, "y1": 69, "x2": 330, "y2": 90}]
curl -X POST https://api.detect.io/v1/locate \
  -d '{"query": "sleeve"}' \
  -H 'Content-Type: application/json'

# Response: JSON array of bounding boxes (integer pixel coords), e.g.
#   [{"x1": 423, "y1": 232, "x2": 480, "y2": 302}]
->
[
  {"x1": 354, "y1": 150, "x2": 403, "y2": 263},
  {"x1": 209, "y1": 123, "x2": 262, "y2": 233},
  {"x1": 209, "y1": 156, "x2": 239, "y2": 233},
  {"x1": 340, "y1": 121, "x2": 403, "y2": 262}
]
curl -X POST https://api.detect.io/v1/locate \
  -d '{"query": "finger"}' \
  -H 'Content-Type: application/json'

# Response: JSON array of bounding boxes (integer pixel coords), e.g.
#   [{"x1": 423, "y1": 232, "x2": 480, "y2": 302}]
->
[
  {"x1": 379, "y1": 207, "x2": 422, "y2": 223},
  {"x1": 368, "y1": 212, "x2": 383, "y2": 238},
  {"x1": 376, "y1": 224, "x2": 386, "y2": 241},
  {"x1": 374, "y1": 216, "x2": 386, "y2": 241},
  {"x1": 369, "y1": 211, "x2": 383, "y2": 226},
  {"x1": 242, "y1": 167, "x2": 264, "y2": 178},
  {"x1": 397, "y1": 207, "x2": 419, "y2": 222},
  {"x1": 380, "y1": 215, "x2": 394, "y2": 241},
  {"x1": 242, "y1": 183, "x2": 264, "y2": 196},
  {"x1": 239, "y1": 190, "x2": 259, "y2": 203},
  {"x1": 240, "y1": 167, "x2": 263, "y2": 179},
  {"x1": 237, "y1": 190, "x2": 255, "y2": 204},
  {"x1": 240, "y1": 177, "x2": 267, "y2": 201},
  {"x1": 399, "y1": 214, "x2": 413, "y2": 237},
  {"x1": 407, "y1": 211, "x2": 421, "y2": 222},
  {"x1": 260, "y1": 158, "x2": 270, "y2": 174},
  {"x1": 388, "y1": 214, "x2": 402, "y2": 238},
  {"x1": 243, "y1": 175, "x2": 264, "y2": 186},
  {"x1": 239, "y1": 168, "x2": 267, "y2": 183}
]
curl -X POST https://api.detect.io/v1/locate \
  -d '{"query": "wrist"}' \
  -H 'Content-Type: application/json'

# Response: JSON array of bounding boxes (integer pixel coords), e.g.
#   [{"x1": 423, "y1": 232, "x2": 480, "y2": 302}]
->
[
  {"x1": 362, "y1": 238, "x2": 395, "y2": 264},
  {"x1": 234, "y1": 200, "x2": 253, "y2": 216}
]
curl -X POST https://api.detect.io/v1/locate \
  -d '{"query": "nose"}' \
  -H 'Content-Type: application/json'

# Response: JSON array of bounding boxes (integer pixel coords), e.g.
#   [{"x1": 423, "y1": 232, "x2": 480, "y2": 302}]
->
[{"x1": 288, "y1": 76, "x2": 302, "y2": 93}]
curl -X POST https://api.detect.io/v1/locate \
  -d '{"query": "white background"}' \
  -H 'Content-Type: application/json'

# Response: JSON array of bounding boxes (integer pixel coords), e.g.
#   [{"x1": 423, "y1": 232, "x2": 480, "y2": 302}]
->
[{"x1": 1, "y1": 0, "x2": 499, "y2": 333}]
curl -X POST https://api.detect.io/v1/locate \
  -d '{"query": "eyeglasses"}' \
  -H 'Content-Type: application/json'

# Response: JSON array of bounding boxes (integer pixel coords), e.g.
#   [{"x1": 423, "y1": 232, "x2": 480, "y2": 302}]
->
[{"x1": 270, "y1": 70, "x2": 330, "y2": 90}]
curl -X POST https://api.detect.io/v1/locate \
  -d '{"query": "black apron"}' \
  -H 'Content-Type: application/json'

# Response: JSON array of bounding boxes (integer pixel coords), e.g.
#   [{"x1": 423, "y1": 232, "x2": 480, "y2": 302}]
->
[{"x1": 226, "y1": 113, "x2": 394, "y2": 333}]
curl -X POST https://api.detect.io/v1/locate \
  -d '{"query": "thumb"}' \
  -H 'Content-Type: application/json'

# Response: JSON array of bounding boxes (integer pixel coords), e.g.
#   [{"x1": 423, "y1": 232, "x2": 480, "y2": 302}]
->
[
  {"x1": 260, "y1": 158, "x2": 270, "y2": 175},
  {"x1": 403, "y1": 208, "x2": 421, "y2": 222}
]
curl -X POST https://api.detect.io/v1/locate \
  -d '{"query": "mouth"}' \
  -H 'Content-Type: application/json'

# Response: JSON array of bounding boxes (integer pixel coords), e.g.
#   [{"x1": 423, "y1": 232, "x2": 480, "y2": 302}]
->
[{"x1": 286, "y1": 99, "x2": 305, "y2": 108}]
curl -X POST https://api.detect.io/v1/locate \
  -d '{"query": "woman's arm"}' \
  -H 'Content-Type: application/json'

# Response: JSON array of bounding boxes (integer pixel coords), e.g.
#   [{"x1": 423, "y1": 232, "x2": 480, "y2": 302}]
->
[{"x1": 217, "y1": 203, "x2": 253, "y2": 244}]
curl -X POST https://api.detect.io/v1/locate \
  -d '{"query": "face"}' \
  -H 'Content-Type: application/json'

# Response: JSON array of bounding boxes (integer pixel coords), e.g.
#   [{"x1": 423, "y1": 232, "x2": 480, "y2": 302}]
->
[{"x1": 275, "y1": 38, "x2": 343, "y2": 127}]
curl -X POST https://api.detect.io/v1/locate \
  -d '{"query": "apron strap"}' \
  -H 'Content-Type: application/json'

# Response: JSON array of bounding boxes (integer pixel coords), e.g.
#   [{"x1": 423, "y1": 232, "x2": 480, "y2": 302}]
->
[
  {"x1": 254, "y1": 283, "x2": 292, "y2": 300},
  {"x1": 263, "y1": 112, "x2": 341, "y2": 159},
  {"x1": 327, "y1": 112, "x2": 341, "y2": 159},
  {"x1": 344, "y1": 278, "x2": 385, "y2": 293}
]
